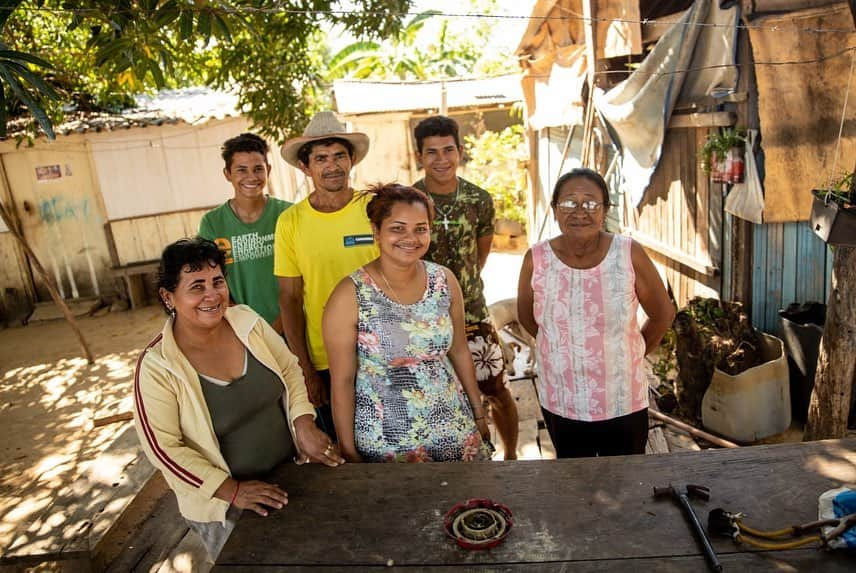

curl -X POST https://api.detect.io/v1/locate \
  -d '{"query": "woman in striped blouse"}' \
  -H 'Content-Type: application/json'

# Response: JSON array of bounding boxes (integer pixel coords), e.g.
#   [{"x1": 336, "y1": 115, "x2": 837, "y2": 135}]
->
[{"x1": 517, "y1": 168, "x2": 675, "y2": 458}]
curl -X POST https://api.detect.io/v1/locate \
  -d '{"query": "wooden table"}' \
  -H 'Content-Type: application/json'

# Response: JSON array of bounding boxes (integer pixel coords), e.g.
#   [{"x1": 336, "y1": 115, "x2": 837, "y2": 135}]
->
[{"x1": 215, "y1": 439, "x2": 856, "y2": 571}]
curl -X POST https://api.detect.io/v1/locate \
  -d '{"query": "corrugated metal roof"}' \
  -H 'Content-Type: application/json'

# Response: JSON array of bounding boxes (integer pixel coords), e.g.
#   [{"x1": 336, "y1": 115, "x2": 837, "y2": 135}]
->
[
  {"x1": 333, "y1": 75, "x2": 523, "y2": 115},
  {"x1": 4, "y1": 87, "x2": 240, "y2": 138}
]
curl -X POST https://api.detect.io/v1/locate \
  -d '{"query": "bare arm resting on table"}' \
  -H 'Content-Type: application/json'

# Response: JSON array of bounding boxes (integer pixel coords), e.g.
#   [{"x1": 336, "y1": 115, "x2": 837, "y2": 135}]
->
[{"x1": 323, "y1": 277, "x2": 362, "y2": 462}]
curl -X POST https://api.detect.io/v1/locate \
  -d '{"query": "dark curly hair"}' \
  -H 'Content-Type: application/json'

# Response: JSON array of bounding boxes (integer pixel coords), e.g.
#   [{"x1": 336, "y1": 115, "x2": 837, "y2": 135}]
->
[
  {"x1": 413, "y1": 115, "x2": 461, "y2": 153},
  {"x1": 221, "y1": 133, "x2": 269, "y2": 171},
  {"x1": 157, "y1": 238, "x2": 226, "y2": 314},
  {"x1": 365, "y1": 183, "x2": 435, "y2": 228}
]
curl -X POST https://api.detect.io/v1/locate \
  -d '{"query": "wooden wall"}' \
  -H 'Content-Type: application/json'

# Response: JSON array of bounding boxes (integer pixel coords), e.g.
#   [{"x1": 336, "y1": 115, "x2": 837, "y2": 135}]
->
[
  {"x1": 750, "y1": 221, "x2": 833, "y2": 336},
  {"x1": 107, "y1": 208, "x2": 210, "y2": 267},
  {"x1": 623, "y1": 126, "x2": 722, "y2": 307}
]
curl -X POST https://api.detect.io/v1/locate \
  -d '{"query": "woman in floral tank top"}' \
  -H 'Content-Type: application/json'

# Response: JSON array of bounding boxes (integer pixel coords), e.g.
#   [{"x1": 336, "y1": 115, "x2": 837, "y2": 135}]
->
[
  {"x1": 517, "y1": 168, "x2": 675, "y2": 458},
  {"x1": 323, "y1": 184, "x2": 492, "y2": 462}
]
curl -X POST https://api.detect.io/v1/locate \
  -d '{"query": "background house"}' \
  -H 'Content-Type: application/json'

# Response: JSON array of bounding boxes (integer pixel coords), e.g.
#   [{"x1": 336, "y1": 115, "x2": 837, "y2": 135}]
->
[
  {"x1": 333, "y1": 75, "x2": 523, "y2": 189},
  {"x1": 516, "y1": 0, "x2": 855, "y2": 334},
  {"x1": 0, "y1": 88, "x2": 304, "y2": 322}
]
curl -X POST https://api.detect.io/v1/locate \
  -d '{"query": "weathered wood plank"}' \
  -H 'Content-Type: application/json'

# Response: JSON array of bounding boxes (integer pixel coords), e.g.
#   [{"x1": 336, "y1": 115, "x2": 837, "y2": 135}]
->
[
  {"x1": 795, "y1": 221, "x2": 828, "y2": 304},
  {"x1": 668, "y1": 112, "x2": 736, "y2": 129},
  {"x1": 781, "y1": 222, "x2": 798, "y2": 308},
  {"x1": 765, "y1": 223, "x2": 784, "y2": 336},
  {"x1": 216, "y1": 440, "x2": 856, "y2": 569},
  {"x1": 695, "y1": 129, "x2": 711, "y2": 263},
  {"x1": 214, "y1": 547, "x2": 856, "y2": 572},
  {"x1": 104, "y1": 490, "x2": 188, "y2": 573}
]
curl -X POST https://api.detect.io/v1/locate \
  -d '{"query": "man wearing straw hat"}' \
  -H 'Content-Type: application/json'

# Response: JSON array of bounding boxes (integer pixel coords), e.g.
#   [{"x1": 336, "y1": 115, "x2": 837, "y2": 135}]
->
[{"x1": 275, "y1": 111, "x2": 378, "y2": 439}]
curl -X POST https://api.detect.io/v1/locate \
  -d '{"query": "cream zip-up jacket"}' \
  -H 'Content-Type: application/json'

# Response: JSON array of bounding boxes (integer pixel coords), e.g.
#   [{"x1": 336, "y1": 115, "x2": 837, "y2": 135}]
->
[{"x1": 133, "y1": 305, "x2": 315, "y2": 523}]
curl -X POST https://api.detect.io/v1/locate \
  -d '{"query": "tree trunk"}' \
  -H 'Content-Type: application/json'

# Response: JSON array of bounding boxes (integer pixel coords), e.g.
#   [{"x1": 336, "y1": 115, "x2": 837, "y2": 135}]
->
[
  {"x1": 804, "y1": 246, "x2": 856, "y2": 440},
  {"x1": 0, "y1": 199, "x2": 95, "y2": 364}
]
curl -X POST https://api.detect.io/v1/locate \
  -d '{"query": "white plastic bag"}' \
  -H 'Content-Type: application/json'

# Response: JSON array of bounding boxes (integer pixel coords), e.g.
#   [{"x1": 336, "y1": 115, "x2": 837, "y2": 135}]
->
[{"x1": 724, "y1": 129, "x2": 763, "y2": 224}]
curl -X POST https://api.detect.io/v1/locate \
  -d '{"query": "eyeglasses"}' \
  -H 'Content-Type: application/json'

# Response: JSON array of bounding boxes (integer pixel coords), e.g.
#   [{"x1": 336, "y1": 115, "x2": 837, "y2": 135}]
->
[{"x1": 555, "y1": 199, "x2": 604, "y2": 213}]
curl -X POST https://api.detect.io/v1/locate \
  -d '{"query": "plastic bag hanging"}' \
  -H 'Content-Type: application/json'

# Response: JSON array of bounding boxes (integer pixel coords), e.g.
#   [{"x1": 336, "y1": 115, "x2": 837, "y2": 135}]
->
[{"x1": 724, "y1": 129, "x2": 763, "y2": 224}]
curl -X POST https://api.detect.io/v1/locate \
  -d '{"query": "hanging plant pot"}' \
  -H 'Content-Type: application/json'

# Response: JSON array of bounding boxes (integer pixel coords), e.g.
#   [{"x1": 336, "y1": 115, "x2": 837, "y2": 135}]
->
[
  {"x1": 725, "y1": 146, "x2": 745, "y2": 184},
  {"x1": 700, "y1": 128, "x2": 746, "y2": 184},
  {"x1": 810, "y1": 190, "x2": 856, "y2": 246}
]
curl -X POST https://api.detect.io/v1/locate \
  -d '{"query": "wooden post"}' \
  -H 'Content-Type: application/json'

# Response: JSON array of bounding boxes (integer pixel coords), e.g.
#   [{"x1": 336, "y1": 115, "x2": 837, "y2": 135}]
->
[
  {"x1": 0, "y1": 198, "x2": 95, "y2": 364},
  {"x1": 805, "y1": 161, "x2": 856, "y2": 440},
  {"x1": 580, "y1": 0, "x2": 597, "y2": 168}
]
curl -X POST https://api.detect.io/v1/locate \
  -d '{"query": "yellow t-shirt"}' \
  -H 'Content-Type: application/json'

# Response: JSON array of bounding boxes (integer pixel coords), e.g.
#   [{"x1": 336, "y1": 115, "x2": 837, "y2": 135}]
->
[{"x1": 274, "y1": 192, "x2": 378, "y2": 369}]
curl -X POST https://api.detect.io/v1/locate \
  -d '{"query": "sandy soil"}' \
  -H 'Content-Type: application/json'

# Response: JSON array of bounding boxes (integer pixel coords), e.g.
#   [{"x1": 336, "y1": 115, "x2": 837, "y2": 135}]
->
[
  {"x1": 0, "y1": 252, "x2": 527, "y2": 557},
  {"x1": 0, "y1": 305, "x2": 166, "y2": 552}
]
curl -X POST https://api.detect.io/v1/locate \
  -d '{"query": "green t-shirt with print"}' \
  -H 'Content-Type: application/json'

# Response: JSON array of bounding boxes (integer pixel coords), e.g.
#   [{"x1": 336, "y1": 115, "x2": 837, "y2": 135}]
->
[
  {"x1": 199, "y1": 197, "x2": 291, "y2": 324},
  {"x1": 414, "y1": 177, "x2": 494, "y2": 323}
]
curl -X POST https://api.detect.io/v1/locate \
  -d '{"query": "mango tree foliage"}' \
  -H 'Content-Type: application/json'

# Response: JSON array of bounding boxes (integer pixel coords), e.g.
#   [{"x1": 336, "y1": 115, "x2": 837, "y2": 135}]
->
[{"x1": 1, "y1": 0, "x2": 412, "y2": 140}]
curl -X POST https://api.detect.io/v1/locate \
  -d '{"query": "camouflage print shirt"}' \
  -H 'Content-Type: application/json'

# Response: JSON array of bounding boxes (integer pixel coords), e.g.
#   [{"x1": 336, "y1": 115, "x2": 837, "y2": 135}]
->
[{"x1": 414, "y1": 177, "x2": 494, "y2": 323}]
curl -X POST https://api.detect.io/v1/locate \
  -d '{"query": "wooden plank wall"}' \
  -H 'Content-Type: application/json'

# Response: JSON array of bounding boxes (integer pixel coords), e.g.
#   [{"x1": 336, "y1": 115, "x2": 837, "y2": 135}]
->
[
  {"x1": 624, "y1": 126, "x2": 721, "y2": 308},
  {"x1": 108, "y1": 208, "x2": 210, "y2": 267},
  {"x1": 751, "y1": 221, "x2": 832, "y2": 335}
]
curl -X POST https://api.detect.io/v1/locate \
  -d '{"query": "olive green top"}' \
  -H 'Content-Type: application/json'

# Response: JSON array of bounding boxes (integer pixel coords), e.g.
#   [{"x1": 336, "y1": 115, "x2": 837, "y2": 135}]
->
[{"x1": 199, "y1": 350, "x2": 295, "y2": 479}]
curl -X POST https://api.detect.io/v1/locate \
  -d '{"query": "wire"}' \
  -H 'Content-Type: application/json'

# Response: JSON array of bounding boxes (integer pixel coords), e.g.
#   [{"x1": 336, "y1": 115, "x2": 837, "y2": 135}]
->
[{"x1": 2, "y1": 4, "x2": 855, "y2": 37}]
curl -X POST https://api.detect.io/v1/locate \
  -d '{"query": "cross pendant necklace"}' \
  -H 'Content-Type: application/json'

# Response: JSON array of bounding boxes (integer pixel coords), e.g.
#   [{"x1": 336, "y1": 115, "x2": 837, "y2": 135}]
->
[{"x1": 434, "y1": 179, "x2": 459, "y2": 232}]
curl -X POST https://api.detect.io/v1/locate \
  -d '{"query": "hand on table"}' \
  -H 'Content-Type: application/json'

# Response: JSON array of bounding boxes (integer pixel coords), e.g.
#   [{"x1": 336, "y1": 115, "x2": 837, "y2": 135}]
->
[
  {"x1": 231, "y1": 480, "x2": 288, "y2": 517},
  {"x1": 293, "y1": 414, "x2": 344, "y2": 466}
]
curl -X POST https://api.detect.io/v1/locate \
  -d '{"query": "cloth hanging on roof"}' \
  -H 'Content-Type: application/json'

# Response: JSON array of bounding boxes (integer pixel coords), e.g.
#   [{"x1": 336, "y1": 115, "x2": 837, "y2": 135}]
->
[{"x1": 594, "y1": 0, "x2": 739, "y2": 206}]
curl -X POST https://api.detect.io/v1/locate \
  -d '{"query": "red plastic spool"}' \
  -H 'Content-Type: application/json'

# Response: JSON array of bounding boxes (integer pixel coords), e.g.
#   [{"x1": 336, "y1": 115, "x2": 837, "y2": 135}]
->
[{"x1": 443, "y1": 498, "x2": 513, "y2": 550}]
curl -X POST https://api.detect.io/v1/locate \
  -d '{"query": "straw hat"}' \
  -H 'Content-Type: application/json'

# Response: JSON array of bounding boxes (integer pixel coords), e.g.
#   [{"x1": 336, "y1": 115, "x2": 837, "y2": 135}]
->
[{"x1": 280, "y1": 111, "x2": 370, "y2": 167}]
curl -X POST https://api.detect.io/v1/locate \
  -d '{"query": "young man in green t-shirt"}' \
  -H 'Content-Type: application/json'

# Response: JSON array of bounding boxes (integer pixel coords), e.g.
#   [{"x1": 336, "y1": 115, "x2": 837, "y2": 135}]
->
[{"x1": 199, "y1": 133, "x2": 291, "y2": 332}]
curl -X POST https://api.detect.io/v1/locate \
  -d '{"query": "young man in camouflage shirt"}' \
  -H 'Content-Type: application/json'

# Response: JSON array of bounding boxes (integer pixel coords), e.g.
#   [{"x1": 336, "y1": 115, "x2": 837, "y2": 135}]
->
[{"x1": 412, "y1": 115, "x2": 519, "y2": 459}]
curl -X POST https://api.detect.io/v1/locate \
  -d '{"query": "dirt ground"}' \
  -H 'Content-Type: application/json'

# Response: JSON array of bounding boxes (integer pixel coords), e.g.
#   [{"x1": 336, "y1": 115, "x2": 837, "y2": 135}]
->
[
  {"x1": 0, "y1": 252, "x2": 527, "y2": 561},
  {"x1": 0, "y1": 305, "x2": 165, "y2": 554}
]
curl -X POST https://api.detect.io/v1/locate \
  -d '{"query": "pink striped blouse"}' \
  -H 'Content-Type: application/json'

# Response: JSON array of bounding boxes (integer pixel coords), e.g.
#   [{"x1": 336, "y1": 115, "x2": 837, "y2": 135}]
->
[{"x1": 531, "y1": 235, "x2": 648, "y2": 421}]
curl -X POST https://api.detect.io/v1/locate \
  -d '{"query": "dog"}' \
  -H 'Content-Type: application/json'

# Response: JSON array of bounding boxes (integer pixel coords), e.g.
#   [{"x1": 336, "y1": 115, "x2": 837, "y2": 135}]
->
[{"x1": 488, "y1": 297, "x2": 536, "y2": 379}]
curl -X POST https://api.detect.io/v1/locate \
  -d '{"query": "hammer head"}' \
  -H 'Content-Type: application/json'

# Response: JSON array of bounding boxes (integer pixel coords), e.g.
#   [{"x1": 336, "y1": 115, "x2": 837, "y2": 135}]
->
[{"x1": 653, "y1": 484, "x2": 711, "y2": 501}]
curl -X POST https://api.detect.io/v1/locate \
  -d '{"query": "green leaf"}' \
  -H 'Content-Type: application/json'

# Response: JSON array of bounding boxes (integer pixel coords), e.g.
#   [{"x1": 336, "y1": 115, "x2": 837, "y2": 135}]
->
[
  {"x1": 197, "y1": 11, "x2": 212, "y2": 44},
  {"x1": 0, "y1": 49, "x2": 54, "y2": 69},
  {"x1": 147, "y1": 57, "x2": 165, "y2": 88},
  {"x1": 179, "y1": 10, "x2": 193, "y2": 41},
  {"x1": 212, "y1": 13, "x2": 232, "y2": 43},
  {"x1": 328, "y1": 41, "x2": 381, "y2": 70},
  {"x1": 3, "y1": 60, "x2": 60, "y2": 100},
  {"x1": 0, "y1": 65, "x2": 55, "y2": 139},
  {"x1": 155, "y1": 1, "x2": 180, "y2": 27}
]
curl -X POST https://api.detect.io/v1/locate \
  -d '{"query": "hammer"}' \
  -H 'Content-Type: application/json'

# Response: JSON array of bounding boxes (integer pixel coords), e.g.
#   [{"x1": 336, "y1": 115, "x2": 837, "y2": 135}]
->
[{"x1": 654, "y1": 484, "x2": 722, "y2": 572}]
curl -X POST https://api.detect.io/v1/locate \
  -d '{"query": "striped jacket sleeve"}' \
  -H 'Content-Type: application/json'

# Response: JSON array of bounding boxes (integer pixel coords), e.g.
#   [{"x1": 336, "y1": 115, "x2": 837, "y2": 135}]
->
[{"x1": 133, "y1": 340, "x2": 229, "y2": 501}]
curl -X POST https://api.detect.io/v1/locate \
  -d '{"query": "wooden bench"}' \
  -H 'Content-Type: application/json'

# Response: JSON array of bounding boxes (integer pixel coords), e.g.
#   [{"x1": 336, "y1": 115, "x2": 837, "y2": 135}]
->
[
  {"x1": 103, "y1": 207, "x2": 211, "y2": 309},
  {"x1": 107, "y1": 260, "x2": 160, "y2": 309}
]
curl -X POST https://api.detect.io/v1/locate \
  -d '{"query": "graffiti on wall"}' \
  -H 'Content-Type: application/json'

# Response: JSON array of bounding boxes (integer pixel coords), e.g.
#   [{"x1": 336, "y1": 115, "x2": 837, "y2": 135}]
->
[{"x1": 38, "y1": 196, "x2": 90, "y2": 224}]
